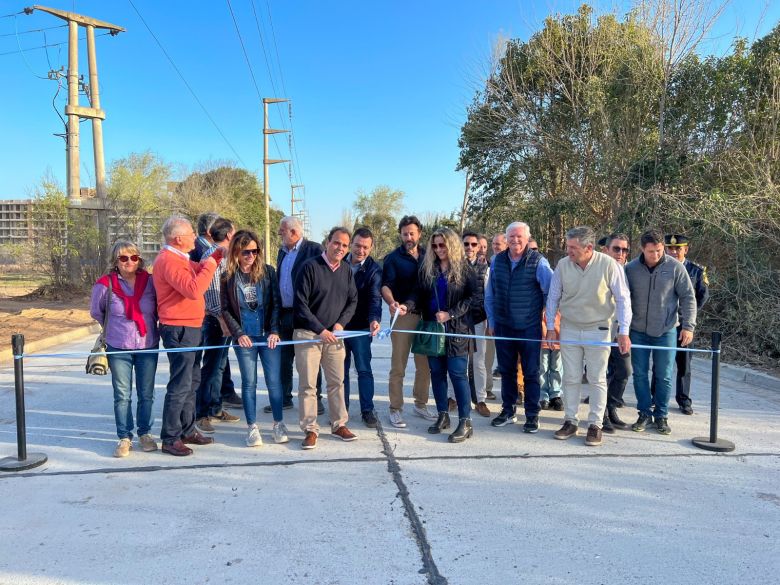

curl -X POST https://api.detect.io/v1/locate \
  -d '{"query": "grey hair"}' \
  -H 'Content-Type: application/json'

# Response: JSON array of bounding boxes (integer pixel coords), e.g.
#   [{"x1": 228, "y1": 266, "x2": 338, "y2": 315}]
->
[
  {"x1": 196, "y1": 212, "x2": 220, "y2": 236},
  {"x1": 280, "y1": 216, "x2": 303, "y2": 232},
  {"x1": 505, "y1": 222, "x2": 530, "y2": 237},
  {"x1": 162, "y1": 215, "x2": 193, "y2": 242},
  {"x1": 566, "y1": 226, "x2": 596, "y2": 247}
]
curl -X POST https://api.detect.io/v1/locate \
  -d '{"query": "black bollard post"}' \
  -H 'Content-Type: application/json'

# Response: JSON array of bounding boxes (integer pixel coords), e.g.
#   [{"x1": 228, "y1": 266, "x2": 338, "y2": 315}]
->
[
  {"x1": 692, "y1": 331, "x2": 735, "y2": 453},
  {"x1": 0, "y1": 334, "x2": 48, "y2": 471}
]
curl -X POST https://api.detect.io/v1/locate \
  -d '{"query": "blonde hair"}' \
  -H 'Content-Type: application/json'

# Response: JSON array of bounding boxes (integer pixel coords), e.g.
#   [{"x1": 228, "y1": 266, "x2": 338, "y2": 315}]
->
[
  {"x1": 225, "y1": 229, "x2": 265, "y2": 283},
  {"x1": 109, "y1": 239, "x2": 145, "y2": 272},
  {"x1": 420, "y1": 227, "x2": 467, "y2": 288}
]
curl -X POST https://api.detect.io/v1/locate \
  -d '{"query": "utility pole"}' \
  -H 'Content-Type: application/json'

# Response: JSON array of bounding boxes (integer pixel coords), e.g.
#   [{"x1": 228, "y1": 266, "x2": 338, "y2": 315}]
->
[
  {"x1": 27, "y1": 5, "x2": 124, "y2": 274},
  {"x1": 28, "y1": 5, "x2": 123, "y2": 202},
  {"x1": 262, "y1": 98, "x2": 289, "y2": 264},
  {"x1": 291, "y1": 183, "x2": 304, "y2": 214}
]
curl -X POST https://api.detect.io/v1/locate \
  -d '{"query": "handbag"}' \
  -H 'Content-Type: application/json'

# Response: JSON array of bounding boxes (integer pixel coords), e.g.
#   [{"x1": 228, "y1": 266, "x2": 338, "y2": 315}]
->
[
  {"x1": 86, "y1": 279, "x2": 112, "y2": 375},
  {"x1": 411, "y1": 278, "x2": 446, "y2": 357}
]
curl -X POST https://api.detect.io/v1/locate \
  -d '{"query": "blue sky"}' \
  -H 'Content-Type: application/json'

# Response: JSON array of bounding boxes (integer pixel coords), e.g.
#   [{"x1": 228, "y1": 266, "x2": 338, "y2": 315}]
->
[{"x1": 2, "y1": 0, "x2": 779, "y2": 238}]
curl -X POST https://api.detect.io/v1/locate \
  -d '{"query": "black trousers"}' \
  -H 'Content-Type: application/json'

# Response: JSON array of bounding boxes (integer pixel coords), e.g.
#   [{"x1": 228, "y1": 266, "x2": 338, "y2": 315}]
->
[
  {"x1": 160, "y1": 325, "x2": 202, "y2": 444},
  {"x1": 606, "y1": 346, "x2": 631, "y2": 409}
]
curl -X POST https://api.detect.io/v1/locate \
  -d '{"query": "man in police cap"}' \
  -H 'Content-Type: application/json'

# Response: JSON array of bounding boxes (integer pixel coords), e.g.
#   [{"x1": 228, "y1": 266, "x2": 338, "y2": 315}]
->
[{"x1": 664, "y1": 234, "x2": 709, "y2": 415}]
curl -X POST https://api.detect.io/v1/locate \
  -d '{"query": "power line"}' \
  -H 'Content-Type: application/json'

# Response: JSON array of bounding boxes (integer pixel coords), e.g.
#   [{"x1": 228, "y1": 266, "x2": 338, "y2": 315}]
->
[
  {"x1": 0, "y1": 24, "x2": 67, "y2": 37},
  {"x1": 225, "y1": 0, "x2": 262, "y2": 99},
  {"x1": 250, "y1": 0, "x2": 301, "y2": 189},
  {"x1": 127, "y1": 0, "x2": 247, "y2": 167},
  {"x1": 0, "y1": 31, "x2": 111, "y2": 57},
  {"x1": 0, "y1": 11, "x2": 25, "y2": 19},
  {"x1": 264, "y1": 1, "x2": 306, "y2": 199}
]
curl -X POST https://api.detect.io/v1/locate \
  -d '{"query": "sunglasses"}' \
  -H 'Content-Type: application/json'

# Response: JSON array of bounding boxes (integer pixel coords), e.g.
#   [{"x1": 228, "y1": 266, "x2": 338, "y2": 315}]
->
[
  {"x1": 431, "y1": 243, "x2": 447, "y2": 250},
  {"x1": 463, "y1": 242, "x2": 479, "y2": 247},
  {"x1": 611, "y1": 247, "x2": 629, "y2": 254},
  {"x1": 118, "y1": 255, "x2": 140, "y2": 263},
  {"x1": 241, "y1": 249, "x2": 259, "y2": 257}
]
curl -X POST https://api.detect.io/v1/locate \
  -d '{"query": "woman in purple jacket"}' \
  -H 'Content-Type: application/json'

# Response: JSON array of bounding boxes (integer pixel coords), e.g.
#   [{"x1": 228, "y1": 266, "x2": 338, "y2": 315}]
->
[{"x1": 90, "y1": 240, "x2": 160, "y2": 458}]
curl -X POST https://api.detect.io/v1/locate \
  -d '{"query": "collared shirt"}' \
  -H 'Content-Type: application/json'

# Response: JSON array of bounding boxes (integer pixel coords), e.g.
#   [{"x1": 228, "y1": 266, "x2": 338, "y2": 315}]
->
[
  {"x1": 346, "y1": 253, "x2": 366, "y2": 275},
  {"x1": 89, "y1": 273, "x2": 159, "y2": 350},
  {"x1": 163, "y1": 244, "x2": 190, "y2": 260},
  {"x1": 321, "y1": 252, "x2": 341, "y2": 272},
  {"x1": 545, "y1": 253, "x2": 632, "y2": 335},
  {"x1": 203, "y1": 244, "x2": 227, "y2": 317},
  {"x1": 381, "y1": 245, "x2": 425, "y2": 304},
  {"x1": 279, "y1": 238, "x2": 303, "y2": 308},
  {"x1": 484, "y1": 253, "x2": 553, "y2": 329}
]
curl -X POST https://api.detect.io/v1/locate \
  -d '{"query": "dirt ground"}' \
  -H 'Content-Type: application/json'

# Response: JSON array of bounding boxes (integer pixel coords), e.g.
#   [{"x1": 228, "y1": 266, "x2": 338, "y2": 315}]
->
[{"x1": 0, "y1": 285, "x2": 93, "y2": 348}]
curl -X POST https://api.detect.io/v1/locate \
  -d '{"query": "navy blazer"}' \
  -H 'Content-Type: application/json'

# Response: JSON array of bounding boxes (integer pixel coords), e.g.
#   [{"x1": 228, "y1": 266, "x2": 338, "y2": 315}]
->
[{"x1": 277, "y1": 238, "x2": 324, "y2": 299}]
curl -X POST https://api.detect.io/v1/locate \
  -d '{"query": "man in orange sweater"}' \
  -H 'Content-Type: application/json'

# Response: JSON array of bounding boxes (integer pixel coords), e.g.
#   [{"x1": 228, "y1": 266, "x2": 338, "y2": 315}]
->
[{"x1": 153, "y1": 215, "x2": 222, "y2": 456}]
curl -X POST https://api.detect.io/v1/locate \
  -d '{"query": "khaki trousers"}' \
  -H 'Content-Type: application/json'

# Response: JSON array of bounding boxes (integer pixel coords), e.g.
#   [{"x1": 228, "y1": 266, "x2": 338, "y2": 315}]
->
[
  {"x1": 294, "y1": 329, "x2": 348, "y2": 434},
  {"x1": 388, "y1": 312, "x2": 431, "y2": 411},
  {"x1": 484, "y1": 338, "x2": 495, "y2": 391},
  {"x1": 560, "y1": 325, "x2": 611, "y2": 427}
]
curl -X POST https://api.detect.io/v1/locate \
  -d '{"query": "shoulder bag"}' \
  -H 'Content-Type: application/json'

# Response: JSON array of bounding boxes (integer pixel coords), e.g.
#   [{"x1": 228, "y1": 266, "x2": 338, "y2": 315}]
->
[
  {"x1": 411, "y1": 278, "x2": 446, "y2": 357},
  {"x1": 86, "y1": 279, "x2": 112, "y2": 375}
]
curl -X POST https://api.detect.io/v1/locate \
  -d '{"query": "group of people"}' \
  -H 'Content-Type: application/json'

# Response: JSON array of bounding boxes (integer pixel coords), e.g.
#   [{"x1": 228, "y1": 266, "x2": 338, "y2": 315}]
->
[{"x1": 90, "y1": 212, "x2": 708, "y2": 456}]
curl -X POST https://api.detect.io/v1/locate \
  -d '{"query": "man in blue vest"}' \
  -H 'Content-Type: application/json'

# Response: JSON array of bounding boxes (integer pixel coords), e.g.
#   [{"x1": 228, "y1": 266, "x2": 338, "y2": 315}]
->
[{"x1": 485, "y1": 221, "x2": 553, "y2": 433}]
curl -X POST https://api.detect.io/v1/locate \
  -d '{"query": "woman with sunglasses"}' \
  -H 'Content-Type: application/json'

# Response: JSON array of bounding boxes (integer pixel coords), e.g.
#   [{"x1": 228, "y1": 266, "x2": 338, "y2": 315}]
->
[
  {"x1": 220, "y1": 229, "x2": 287, "y2": 446},
  {"x1": 90, "y1": 240, "x2": 160, "y2": 457},
  {"x1": 403, "y1": 227, "x2": 477, "y2": 443}
]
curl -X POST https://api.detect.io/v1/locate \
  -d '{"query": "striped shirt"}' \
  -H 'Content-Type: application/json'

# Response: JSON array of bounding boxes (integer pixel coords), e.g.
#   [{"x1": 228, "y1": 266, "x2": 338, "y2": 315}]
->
[{"x1": 203, "y1": 244, "x2": 227, "y2": 317}]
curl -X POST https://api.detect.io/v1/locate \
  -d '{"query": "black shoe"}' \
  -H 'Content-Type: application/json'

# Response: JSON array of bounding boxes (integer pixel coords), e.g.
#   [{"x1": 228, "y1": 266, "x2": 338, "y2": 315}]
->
[
  {"x1": 486, "y1": 390, "x2": 497, "y2": 400},
  {"x1": 491, "y1": 409, "x2": 517, "y2": 427},
  {"x1": 602, "y1": 415, "x2": 616, "y2": 434},
  {"x1": 264, "y1": 401, "x2": 294, "y2": 414},
  {"x1": 523, "y1": 415, "x2": 539, "y2": 433},
  {"x1": 607, "y1": 407, "x2": 628, "y2": 429},
  {"x1": 448, "y1": 418, "x2": 473, "y2": 443},
  {"x1": 632, "y1": 414, "x2": 652, "y2": 432},
  {"x1": 317, "y1": 399, "x2": 325, "y2": 415},
  {"x1": 583, "y1": 396, "x2": 590, "y2": 404},
  {"x1": 539, "y1": 400, "x2": 550, "y2": 410},
  {"x1": 549, "y1": 397, "x2": 563, "y2": 411},
  {"x1": 361, "y1": 410, "x2": 378, "y2": 428},
  {"x1": 222, "y1": 392, "x2": 243, "y2": 408},
  {"x1": 679, "y1": 403, "x2": 693, "y2": 415},
  {"x1": 428, "y1": 412, "x2": 451, "y2": 434},
  {"x1": 655, "y1": 417, "x2": 671, "y2": 435},
  {"x1": 492, "y1": 368, "x2": 500, "y2": 378}
]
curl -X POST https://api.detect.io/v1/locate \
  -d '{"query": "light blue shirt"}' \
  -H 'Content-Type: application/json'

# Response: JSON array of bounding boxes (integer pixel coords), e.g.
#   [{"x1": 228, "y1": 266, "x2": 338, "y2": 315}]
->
[
  {"x1": 279, "y1": 239, "x2": 302, "y2": 308},
  {"x1": 484, "y1": 253, "x2": 553, "y2": 330}
]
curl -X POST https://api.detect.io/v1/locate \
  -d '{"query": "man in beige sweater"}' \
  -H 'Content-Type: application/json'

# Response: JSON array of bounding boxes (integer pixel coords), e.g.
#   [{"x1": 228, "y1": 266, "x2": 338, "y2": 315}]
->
[{"x1": 545, "y1": 226, "x2": 632, "y2": 446}]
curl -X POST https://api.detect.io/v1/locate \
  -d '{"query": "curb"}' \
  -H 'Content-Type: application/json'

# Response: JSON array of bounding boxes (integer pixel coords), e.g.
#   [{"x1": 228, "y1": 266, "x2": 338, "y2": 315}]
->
[
  {"x1": 0, "y1": 323, "x2": 100, "y2": 366},
  {"x1": 692, "y1": 356, "x2": 780, "y2": 393}
]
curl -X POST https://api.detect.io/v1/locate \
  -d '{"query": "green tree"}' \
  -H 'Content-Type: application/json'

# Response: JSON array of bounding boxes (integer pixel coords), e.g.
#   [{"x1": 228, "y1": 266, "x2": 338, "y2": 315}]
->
[
  {"x1": 351, "y1": 185, "x2": 405, "y2": 259},
  {"x1": 31, "y1": 174, "x2": 76, "y2": 287}
]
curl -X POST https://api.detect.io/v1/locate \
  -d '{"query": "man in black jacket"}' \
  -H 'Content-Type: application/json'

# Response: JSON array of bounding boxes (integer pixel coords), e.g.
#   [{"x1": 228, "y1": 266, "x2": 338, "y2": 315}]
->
[
  {"x1": 463, "y1": 231, "x2": 491, "y2": 417},
  {"x1": 294, "y1": 226, "x2": 359, "y2": 450},
  {"x1": 343, "y1": 228, "x2": 383, "y2": 428},
  {"x1": 381, "y1": 215, "x2": 434, "y2": 428},
  {"x1": 273, "y1": 216, "x2": 324, "y2": 413}
]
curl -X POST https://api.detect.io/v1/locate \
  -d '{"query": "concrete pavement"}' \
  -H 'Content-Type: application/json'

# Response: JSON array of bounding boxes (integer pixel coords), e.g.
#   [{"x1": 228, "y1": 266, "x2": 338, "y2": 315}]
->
[{"x1": 1, "y1": 333, "x2": 779, "y2": 585}]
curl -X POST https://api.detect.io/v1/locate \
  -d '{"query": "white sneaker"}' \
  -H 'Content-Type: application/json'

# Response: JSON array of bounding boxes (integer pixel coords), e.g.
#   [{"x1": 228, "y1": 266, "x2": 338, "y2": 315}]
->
[
  {"x1": 413, "y1": 405, "x2": 438, "y2": 421},
  {"x1": 272, "y1": 422, "x2": 289, "y2": 444},
  {"x1": 389, "y1": 410, "x2": 407, "y2": 428},
  {"x1": 246, "y1": 424, "x2": 263, "y2": 447}
]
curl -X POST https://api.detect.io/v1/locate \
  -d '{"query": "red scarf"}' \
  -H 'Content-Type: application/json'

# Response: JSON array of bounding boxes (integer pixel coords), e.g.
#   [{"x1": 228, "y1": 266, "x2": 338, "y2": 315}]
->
[{"x1": 97, "y1": 270, "x2": 150, "y2": 337}]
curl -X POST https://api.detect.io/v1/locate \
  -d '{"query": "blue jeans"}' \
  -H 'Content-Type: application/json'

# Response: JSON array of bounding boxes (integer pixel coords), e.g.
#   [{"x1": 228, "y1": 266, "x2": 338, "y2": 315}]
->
[
  {"x1": 428, "y1": 355, "x2": 471, "y2": 419},
  {"x1": 494, "y1": 323, "x2": 542, "y2": 416},
  {"x1": 233, "y1": 336, "x2": 283, "y2": 425},
  {"x1": 344, "y1": 333, "x2": 374, "y2": 413},
  {"x1": 107, "y1": 344, "x2": 159, "y2": 439},
  {"x1": 539, "y1": 348, "x2": 562, "y2": 401},
  {"x1": 630, "y1": 329, "x2": 677, "y2": 418},
  {"x1": 196, "y1": 315, "x2": 230, "y2": 419}
]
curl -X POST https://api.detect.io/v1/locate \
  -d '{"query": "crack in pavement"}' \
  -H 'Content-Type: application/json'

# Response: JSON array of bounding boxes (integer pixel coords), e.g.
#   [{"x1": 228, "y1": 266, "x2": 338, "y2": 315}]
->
[{"x1": 374, "y1": 419, "x2": 447, "y2": 585}]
